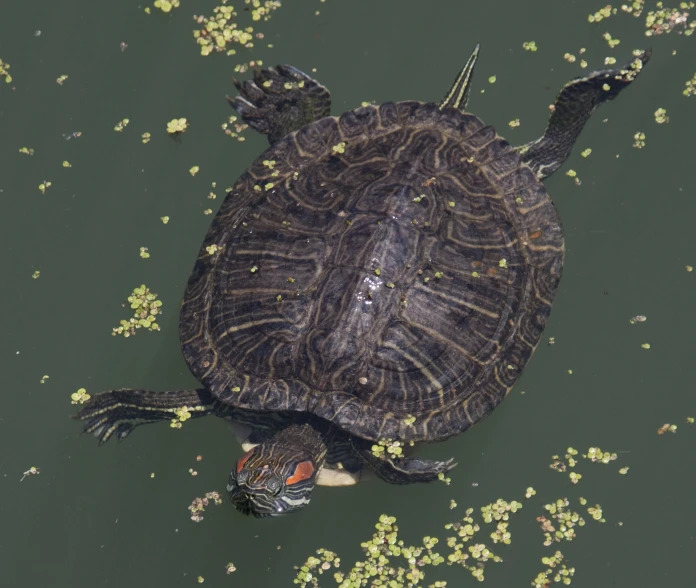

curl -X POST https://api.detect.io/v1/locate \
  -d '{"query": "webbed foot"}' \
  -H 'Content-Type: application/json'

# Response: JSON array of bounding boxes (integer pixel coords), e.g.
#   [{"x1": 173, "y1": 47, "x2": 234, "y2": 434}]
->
[
  {"x1": 227, "y1": 64, "x2": 331, "y2": 144},
  {"x1": 354, "y1": 438, "x2": 457, "y2": 484},
  {"x1": 73, "y1": 388, "x2": 218, "y2": 445}
]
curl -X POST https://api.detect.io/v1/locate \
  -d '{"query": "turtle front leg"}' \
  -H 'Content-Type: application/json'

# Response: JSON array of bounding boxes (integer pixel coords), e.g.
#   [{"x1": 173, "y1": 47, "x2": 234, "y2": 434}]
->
[
  {"x1": 518, "y1": 50, "x2": 650, "y2": 180},
  {"x1": 74, "y1": 388, "x2": 221, "y2": 444},
  {"x1": 227, "y1": 64, "x2": 331, "y2": 145},
  {"x1": 353, "y1": 438, "x2": 457, "y2": 485}
]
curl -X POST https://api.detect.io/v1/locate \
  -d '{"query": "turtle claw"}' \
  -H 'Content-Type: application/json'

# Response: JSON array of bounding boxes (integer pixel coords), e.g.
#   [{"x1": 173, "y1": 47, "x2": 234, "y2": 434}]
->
[
  {"x1": 353, "y1": 438, "x2": 458, "y2": 485},
  {"x1": 73, "y1": 390, "x2": 158, "y2": 445},
  {"x1": 372, "y1": 455, "x2": 458, "y2": 485},
  {"x1": 441, "y1": 458, "x2": 458, "y2": 473},
  {"x1": 226, "y1": 64, "x2": 331, "y2": 144},
  {"x1": 73, "y1": 388, "x2": 218, "y2": 445}
]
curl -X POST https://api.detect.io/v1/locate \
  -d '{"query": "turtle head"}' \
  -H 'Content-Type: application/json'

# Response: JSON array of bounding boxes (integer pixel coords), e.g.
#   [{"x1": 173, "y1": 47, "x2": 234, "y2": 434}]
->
[{"x1": 227, "y1": 445, "x2": 318, "y2": 517}]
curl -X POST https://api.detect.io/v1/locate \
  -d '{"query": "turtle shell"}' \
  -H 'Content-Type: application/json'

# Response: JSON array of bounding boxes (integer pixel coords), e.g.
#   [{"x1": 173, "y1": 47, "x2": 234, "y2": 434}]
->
[{"x1": 180, "y1": 101, "x2": 563, "y2": 444}]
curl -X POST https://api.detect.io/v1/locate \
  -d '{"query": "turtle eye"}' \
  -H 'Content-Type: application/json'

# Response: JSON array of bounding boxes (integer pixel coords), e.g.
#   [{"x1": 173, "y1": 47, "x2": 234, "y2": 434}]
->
[{"x1": 266, "y1": 475, "x2": 283, "y2": 495}]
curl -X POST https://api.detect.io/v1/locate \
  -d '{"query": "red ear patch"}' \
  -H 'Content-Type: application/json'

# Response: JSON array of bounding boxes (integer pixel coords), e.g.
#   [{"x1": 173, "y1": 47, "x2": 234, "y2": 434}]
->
[
  {"x1": 285, "y1": 460, "x2": 315, "y2": 485},
  {"x1": 236, "y1": 450, "x2": 253, "y2": 473}
]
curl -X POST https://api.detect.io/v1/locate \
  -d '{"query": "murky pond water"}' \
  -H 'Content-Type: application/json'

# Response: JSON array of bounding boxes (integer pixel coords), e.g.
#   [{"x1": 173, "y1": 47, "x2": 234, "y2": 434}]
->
[{"x1": 1, "y1": 1, "x2": 694, "y2": 586}]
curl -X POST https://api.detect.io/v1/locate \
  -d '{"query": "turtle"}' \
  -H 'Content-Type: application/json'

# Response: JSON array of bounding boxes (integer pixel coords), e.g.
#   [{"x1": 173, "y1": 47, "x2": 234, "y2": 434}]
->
[{"x1": 76, "y1": 46, "x2": 650, "y2": 517}]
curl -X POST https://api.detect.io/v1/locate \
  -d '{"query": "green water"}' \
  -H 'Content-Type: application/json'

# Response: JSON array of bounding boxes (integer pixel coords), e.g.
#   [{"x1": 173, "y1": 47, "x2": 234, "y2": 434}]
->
[{"x1": 1, "y1": 1, "x2": 694, "y2": 586}]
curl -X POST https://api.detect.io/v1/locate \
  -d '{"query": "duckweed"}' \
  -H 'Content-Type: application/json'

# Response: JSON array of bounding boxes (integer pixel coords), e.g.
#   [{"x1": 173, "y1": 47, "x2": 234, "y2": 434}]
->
[
  {"x1": 167, "y1": 117, "x2": 188, "y2": 135},
  {"x1": 532, "y1": 551, "x2": 574, "y2": 586},
  {"x1": 192, "y1": 1, "x2": 281, "y2": 57},
  {"x1": 222, "y1": 114, "x2": 249, "y2": 142},
  {"x1": 20, "y1": 466, "x2": 40, "y2": 481},
  {"x1": 685, "y1": 73, "x2": 696, "y2": 96},
  {"x1": 370, "y1": 438, "x2": 403, "y2": 459},
  {"x1": 153, "y1": 0, "x2": 180, "y2": 12},
  {"x1": 295, "y1": 437, "x2": 646, "y2": 587},
  {"x1": 602, "y1": 31, "x2": 621, "y2": 47},
  {"x1": 587, "y1": 504, "x2": 605, "y2": 522},
  {"x1": 188, "y1": 491, "x2": 223, "y2": 522},
  {"x1": 70, "y1": 387, "x2": 91, "y2": 405},
  {"x1": 654, "y1": 107, "x2": 669, "y2": 123},
  {"x1": 0, "y1": 57, "x2": 12, "y2": 83},
  {"x1": 522, "y1": 41, "x2": 538, "y2": 51},
  {"x1": 403, "y1": 415, "x2": 416, "y2": 426},
  {"x1": 588, "y1": 5, "x2": 614, "y2": 22},
  {"x1": 294, "y1": 494, "x2": 590, "y2": 586},
  {"x1": 112, "y1": 284, "x2": 163, "y2": 338},
  {"x1": 170, "y1": 406, "x2": 192, "y2": 429},
  {"x1": 644, "y1": 2, "x2": 695, "y2": 36}
]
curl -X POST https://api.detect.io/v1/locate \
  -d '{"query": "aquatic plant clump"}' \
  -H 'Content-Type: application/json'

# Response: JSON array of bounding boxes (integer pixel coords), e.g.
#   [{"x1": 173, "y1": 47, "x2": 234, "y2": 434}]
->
[
  {"x1": 70, "y1": 387, "x2": 92, "y2": 405},
  {"x1": 532, "y1": 551, "x2": 575, "y2": 587},
  {"x1": 294, "y1": 443, "x2": 631, "y2": 586},
  {"x1": 114, "y1": 118, "x2": 130, "y2": 132},
  {"x1": 293, "y1": 502, "x2": 531, "y2": 586},
  {"x1": 589, "y1": 1, "x2": 695, "y2": 36},
  {"x1": 167, "y1": 117, "x2": 188, "y2": 135},
  {"x1": 153, "y1": 0, "x2": 180, "y2": 12},
  {"x1": 0, "y1": 58, "x2": 12, "y2": 83},
  {"x1": 633, "y1": 131, "x2": 646, "y2": 148},
  {"x1": 188, "y1": 491, "x2": 223, "y2": 522},
  {"x1": 112, "y1": 284, "x2": 163, "y2": 337},
  {"x1": 192, "y1": 1, "x2": 282, "y2": 58},
  {"x1": 222, "y1": 114, "x2": 249, "y2": 141}
]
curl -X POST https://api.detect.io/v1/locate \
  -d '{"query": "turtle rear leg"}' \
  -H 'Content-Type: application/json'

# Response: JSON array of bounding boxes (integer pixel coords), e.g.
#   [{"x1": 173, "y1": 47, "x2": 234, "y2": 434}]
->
[
  {"x1": 74, "y1": 388, "x2": 221, "y2": 445},
  {"x1": 353, "y1": 439, "x2": 457, "y2": 484},
  {"x1": 518, "y1": 50, "x2": 650, "y2": 180},
  {"x1": 227, "y1": 64, "x2": 331, "y2": 145}
]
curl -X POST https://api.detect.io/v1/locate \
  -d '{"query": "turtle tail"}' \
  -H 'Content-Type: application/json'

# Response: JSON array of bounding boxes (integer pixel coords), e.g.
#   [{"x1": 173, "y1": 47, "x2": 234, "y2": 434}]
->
[
  {"x1": 74, "y1": 388, "x2": 220, "y2": 445},
  {"x1": 518, "y1": 49, "x2": 651, "y2": 180},
  {"x1": 439, "y1": 44, "x2": 480, "y2": 112}
]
